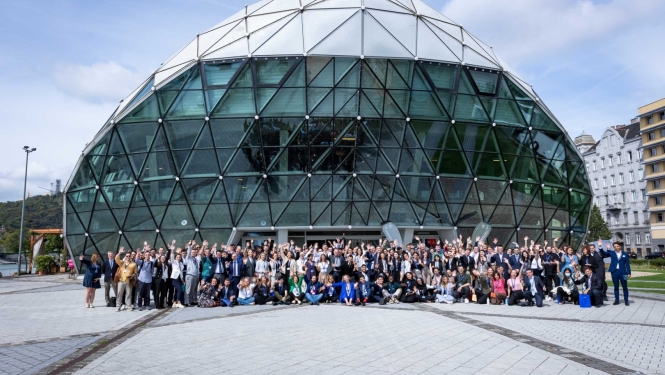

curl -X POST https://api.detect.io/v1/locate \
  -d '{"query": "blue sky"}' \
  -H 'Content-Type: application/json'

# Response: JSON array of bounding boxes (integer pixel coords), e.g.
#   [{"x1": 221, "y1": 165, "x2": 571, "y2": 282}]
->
[{"x1": 0, "y1": 0, "x2": 663, "y2": 202}]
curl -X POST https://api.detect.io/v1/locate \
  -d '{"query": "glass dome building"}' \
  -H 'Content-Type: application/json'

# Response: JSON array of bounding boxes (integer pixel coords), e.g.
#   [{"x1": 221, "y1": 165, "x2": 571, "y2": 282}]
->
[{"x1": 63, "y1": 0, "x2": 591, "y2": 261}]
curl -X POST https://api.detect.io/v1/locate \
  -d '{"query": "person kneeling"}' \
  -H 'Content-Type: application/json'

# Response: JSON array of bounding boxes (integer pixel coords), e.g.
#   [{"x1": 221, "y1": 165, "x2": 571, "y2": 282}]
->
[
  {"x1": 354, "y1": 276, "x2": 370, "y2": 306},
  {"x1": 304, "y1": 275, "x2": 324, "y2": 305},
  {"x1": 575, "y1": 267, "x2": 603, "y2": 308},
  {"x1": 218, "y1": 278, "x2": 237, "y2": 308},
  {"x1": 556, "y1": 267, "x2": 579, "y2": 305}
]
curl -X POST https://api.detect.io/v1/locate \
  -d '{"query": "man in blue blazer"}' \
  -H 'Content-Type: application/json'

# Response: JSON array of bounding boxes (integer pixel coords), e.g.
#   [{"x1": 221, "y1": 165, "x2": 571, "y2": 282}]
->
[
  {"x1": 522, "y1": 269, "x2": 546, "y2": 307},
  {"x1": 597, "y1": 239, "x2": 632, "y2": 306}
]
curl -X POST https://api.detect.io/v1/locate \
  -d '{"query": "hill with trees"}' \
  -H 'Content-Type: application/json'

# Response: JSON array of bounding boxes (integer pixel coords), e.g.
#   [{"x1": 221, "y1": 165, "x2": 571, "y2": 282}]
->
[{"x1": 0, "y1": 193, "x2": 63, "y2": 253}]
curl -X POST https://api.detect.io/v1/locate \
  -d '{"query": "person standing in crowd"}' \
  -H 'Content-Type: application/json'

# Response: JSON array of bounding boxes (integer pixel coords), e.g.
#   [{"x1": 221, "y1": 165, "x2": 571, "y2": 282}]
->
[
  {"x1": 589, "y1": 242, "x2": 608, "y2": 301},
  {"x1": 453, "y1": 265, "x2": 471, "y2": 303},
  {"x1": 184, "y1": 241, "x2": 200, "y2": 307},
  {"x1": 541, "y1": 242, "x2": 560, "y2": 301},
  {"x1": 472, "y1": 268, "x2": 492, "y2": 304},
  {"x1": 212, "y1": 247, "x2": 226, "y2": 285},
  {"x1": 153, "y1": 255, "x2": 169, "y2": 309},
  {"x1": 115, "y1": 248, "x2": 137, "y2": 311},
  {"x1": 80, "y1": 253, "x2": 102, "y2": 308},
  {"x1": 169, "y1": 247, "x2": 185, "y2": 309},
  {"x1": 135, "y1": 251, "x2": 154, "y2": 311},
  {"x1": 598, "y1": 239, "x2": 632, "y2": 306},
  {"x1": 101, "y1": 251, "x2": 118, "y2": 307}
]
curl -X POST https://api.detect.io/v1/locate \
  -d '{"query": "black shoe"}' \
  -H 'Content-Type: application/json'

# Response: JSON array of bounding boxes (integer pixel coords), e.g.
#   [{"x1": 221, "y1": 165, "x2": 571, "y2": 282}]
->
[
  {"x1": 603, "y1": 296, "x2": 608, "y2": 301},
  {"x1": 362, "y1": 301, "x2": 366, "y2": 306},
  {"x1": 379, "y1": 299, "x2": 386, "y2": 305},
  {"x1": 613, "y1": 301, "x2": 620, "y2": 305},
  {"x1": 625, "y1": 302, "x2": 630, "y2": 306},
  {"x1": 272, "y1": 302, "x2": 278, "y2": 306},
  {"x1": 594, "y1": 305, "x2": 601, "y2": 308},
  {"x1": 106, "y1": 303, "x2": 111, "y2": 307},
  {"x1": 310, "y1": 302, "x2": 314, "y2": 305}
]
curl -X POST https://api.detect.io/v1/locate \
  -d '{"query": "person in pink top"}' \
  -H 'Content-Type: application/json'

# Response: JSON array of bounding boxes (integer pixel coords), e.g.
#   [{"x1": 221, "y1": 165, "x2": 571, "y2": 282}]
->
[{"x1": 491, "y1": 272, "x2": 507, "y2": 305}]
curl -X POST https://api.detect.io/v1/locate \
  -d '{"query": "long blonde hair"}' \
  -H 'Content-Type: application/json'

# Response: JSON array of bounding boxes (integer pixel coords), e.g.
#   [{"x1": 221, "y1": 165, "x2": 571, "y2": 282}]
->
[{"x1": 91, "y1": 254, "x2": 99, "y2": 264}]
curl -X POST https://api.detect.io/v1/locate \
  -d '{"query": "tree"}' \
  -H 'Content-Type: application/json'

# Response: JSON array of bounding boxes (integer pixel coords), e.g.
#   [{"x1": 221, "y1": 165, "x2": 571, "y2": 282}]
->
[
  {"x1": 587, "y1": 205, "x2": 612, "y2": 240},
  {"x1": 0, "y1": 229, "x2": 30, "y2": 254},
  {"x1": 44, "y1": 234, "x2": 64, "y2": 253}
]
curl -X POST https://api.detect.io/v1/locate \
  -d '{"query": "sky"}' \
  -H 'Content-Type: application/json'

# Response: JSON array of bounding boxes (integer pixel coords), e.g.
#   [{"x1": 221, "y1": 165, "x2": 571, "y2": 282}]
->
[{"x1": 0, "y1": 0, "x2": 663, "y2": 202}]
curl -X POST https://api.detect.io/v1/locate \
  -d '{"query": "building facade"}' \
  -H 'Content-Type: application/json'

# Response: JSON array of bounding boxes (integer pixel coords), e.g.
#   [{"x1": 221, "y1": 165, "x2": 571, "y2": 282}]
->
[
  {"x1": 63, "y1": 0, "x2": 591, "y2": 265},
  {"x1": 639, "y1": 98, "x2": 665, "y2": 252},
  {"x1": 579, "y1": 123, "x2": 650, "y2": 256}
]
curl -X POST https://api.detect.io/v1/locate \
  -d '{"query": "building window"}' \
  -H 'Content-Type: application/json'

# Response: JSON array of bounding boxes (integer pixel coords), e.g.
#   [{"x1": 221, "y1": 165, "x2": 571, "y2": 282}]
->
[
  {"x1": 594, "y1": 179, "x2": 598, "y2": 189},
  {"x1": 601, "y1": 159, "x2": 605, "y2": 168},
  {"x1": 658, "y1": 213, "x2": 664, "y2": 222},
  {"x1": 654, "y1": 180, "x2": 661, "y2": 189},
  {"x1": 646, "y1": 233, "x2": 651, "y2": 244},
  {"x1": 636, "y1": 233, "x2": 641, "y2": 245},
  {"x1": 629, "y1": 171, "x2": 634, "y2": 182},
  {"x1": 623, "y1": 212, "x2": 628, "y2": 223},
  {"x1": 642, "y1": 189, "x2": 647, "y2": 200},
  {"x1": 651, "y1": 148, "x2": 658, "y2": 157},
  {"x1": 619, "y1": 173, "x2": 625, "y2": 184},
  {"x1": 603, "y1": 177, "x2": 607, "y2": 188},
  {"x1": 632, "y1": 190, "x2": 637, "y2": 202},
  {"x1": 626, "y1": 234, "x2": 631, "y2": 245},
  {"x1": 586, "y1": 162, "x2": 590, "y2": 172},
  {"x1": 621, "y1": 192, "x2": 626, "y2": 202},
  {"x1": 627, "y1": 151, "x2": 632, "y2": 162},
  {"x1": 648, "y1": 130, "x2": 655, "y2": 139},
  {"x1": 609, "y1": 156, "x2": 613, "y2": 166},
  {"x1": 605, "y1": 195, "x2": 609, "y2": 205},
  {"x1": 609, "y1": 195, "x2": 614, "y2": 204},
  {"x1": 661, "y1": 112, "x2": 665, "y2": 121},
  {"x1": 635, "y1": 211, "x2": 640, "y2": 224},
  {"x1": 653, "y1": 164, "x2": 660, "y2": 173},
  {"x1": 656, "y1": 196, "x2": 663, "y2": 205},
  {"x1": 611, "y1": 175, "x2": 615, "y2": 186},
  {"x1": 639, "y1": 150, "x2": 643, "y2": 161},
  {"x1": 662, "y1": 145, "x2": 665, "y2": 154},
  {"x1": 661, "y1": 129, "x2": 665, "y2": 138},
  {"x1": 592, "y1": 160, "x2": 597, "y2": 171}
]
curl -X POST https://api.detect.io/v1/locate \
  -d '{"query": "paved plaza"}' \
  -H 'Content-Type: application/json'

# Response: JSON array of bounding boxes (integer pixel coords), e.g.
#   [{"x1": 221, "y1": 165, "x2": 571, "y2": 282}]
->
[{"x1": 0, "y1": 275, "x2": 664, "y2": 375}]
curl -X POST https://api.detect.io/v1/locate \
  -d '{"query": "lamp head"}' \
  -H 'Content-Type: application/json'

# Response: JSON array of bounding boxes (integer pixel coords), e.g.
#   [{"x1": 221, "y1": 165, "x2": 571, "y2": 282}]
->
[
  {"x1": 23, "y1": 146, "x2": 29, "y2": 150},
  {"x1": 31, "y1": 148, "x2": 36, "y2": 152}
]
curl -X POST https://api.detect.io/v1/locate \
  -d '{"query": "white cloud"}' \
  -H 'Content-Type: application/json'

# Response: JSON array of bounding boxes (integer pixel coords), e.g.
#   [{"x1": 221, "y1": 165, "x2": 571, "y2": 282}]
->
[
  {"x1": 0, "y1": 161, "x2": 72, "y2": 202},
  {"x1": 51, "y1": 61, "x2": 147, "y2": 104}
]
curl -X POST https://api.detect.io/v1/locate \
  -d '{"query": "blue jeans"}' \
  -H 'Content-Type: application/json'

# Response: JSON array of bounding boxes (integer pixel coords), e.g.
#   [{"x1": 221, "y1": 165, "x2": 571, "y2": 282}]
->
[
  {"x1": 238, "y1": 297, "x2": 255, "y2": 305},
  {"x1": 305, "y1": 293, "x2": 322, "y2": 303},
  {"x1": 220, "y1": 298, "x2": 234, "y2": 307},
  {"x1": 611, "y1": 271, "x2": 629, "y2": 303},
  {"x1": 171, "y1": 279, "x2": 183, "y2": 304}
]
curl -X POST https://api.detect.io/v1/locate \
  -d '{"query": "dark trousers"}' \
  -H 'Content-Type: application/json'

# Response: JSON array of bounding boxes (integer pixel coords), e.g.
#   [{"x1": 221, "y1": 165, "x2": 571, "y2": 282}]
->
[
  {"x1": 332, "y1": 271, "x2": 341, "y2": 283},
  {"x1": 166, "y1": 278, "x2": 174, "y2": 306},
  {"x1": 556, "y1": 288, "x2": 579, "y2": 304},
  {"x1": 400, "y1": 293, "x2": 417, "y2": 303},
  {"x1": 477, "y1": 292, "x2": 491, "y2": 305},
  {"x1": 544, "y1": 274, "x2": 559, "y2": 296},
  {"x1": 611, "y1": 271, "x2": 629, "y2": 303},
  {"x1": 524, "y1": 291, "x2": 543, "y2": 307},
  {"x1": 593, "y1": 267, "x2": 608, "y2": 298},
  {"x1": 137, "y1": 281, "x2": 151, "y2": 308},
  {"x1": 229, "y1": 276, "x2": 241, "y2": 291},
  {"x1": 588, "y1": 289, "x2": 603, "y2": 306},
  {"x1": 152, "y1": 279, "x2": 164, "y2": 308},
  {"x1": 452, "y1": 286, "x2": 470, "y2": 301},
  {"x1": 213, "y1": 273, "x2": 225, "y2": 285},
  {"x1": 131, "y1": 283, "x2": 138, "y2": 305},
  {"x1": 321, "y1": 294, "x2": 337, "y2": 303},
  {"x1": 508, "y1": 290, "x2": 525, "y2": 305},
  {"x1": 172, "y1": 279, "x2": 183, "y2": 304},
  {"x1": 255, "y1": 294, "x2": 271, "y2": 305}
]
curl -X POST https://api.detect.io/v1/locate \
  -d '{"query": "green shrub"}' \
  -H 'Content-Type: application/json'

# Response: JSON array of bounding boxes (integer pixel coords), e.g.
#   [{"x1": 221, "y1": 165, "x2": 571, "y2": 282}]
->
[{"x1": 34, "y1": 255, "x2": 53, "y2": 272}]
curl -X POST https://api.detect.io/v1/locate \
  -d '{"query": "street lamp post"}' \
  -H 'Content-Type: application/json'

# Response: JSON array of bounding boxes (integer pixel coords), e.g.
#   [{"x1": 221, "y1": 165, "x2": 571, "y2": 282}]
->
[{"x1": 17, "y1": 146, "x2": 36, "y2": 277}]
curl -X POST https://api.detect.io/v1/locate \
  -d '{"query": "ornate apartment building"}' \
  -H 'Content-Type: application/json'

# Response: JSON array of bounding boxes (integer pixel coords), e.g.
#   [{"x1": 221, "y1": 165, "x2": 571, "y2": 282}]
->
[
  {"x1": 639, "y1": 98, "x2": 665, "y2": 252},
  {"x1": 577, "y1": 121, "x2": 652, "y2": 256}
]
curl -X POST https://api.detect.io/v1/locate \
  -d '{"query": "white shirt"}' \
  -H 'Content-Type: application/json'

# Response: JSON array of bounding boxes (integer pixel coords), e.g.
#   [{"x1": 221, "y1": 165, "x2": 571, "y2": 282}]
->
[
  {"x1": 614, "y1": 251, "x2": 622, "y2": 271},
  {"x1": 238, "y1": 284, "x2": 256, "y2": 299}
]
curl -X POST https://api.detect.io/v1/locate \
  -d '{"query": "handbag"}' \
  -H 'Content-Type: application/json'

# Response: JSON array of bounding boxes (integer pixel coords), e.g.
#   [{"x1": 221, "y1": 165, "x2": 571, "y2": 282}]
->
[
  {"x1": 490, "y1": 292, "x2": 496, "y2": 298},
  {"x1": 471, "y1": 294, "x2": 477, "y2": 302}
]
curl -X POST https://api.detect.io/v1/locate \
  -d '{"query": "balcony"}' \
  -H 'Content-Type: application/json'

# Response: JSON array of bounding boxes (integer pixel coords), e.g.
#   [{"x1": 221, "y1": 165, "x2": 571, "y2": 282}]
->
[{"x1": 607, "y1": 202, "x2": 623, "y2": 212}]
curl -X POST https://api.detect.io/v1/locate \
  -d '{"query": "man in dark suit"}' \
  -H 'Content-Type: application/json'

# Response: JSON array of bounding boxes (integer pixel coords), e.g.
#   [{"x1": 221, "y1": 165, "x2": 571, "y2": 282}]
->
[
  {"x1": 490, "y1": 246, "x2": 507, "y2": 269},
  {"x1": 102, "y1": 251, "x2": 119, "y2": 307},
  {"x1": 522, "y1": 269, "x2": 546, "y2": 307},
  {"x1": 508, "y1": 247, "x2": 521, "y2": 272},
  {"x1": 575, "y1": 266, "x2": 604, "y2": 307},
  {"x1": 227, "y1": 253, "x2": 244, "y2": 290},
  {"x1": 599, "y1": 240, "x2": 632, "y2": 306},
  {"x1": 459, "y1": 249, "x2": 475, "y2": 273},
  {"x1": 218, "y1": 278, "x2": 236, "y2": 307},
  {"x1": 243, "y1": 249, "x2": 256, "y2": 279}
]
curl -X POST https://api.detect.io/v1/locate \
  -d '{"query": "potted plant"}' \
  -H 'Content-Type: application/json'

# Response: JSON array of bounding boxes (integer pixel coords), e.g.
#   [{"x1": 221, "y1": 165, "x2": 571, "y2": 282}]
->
[
  {"x1": 60, "y1": 248, "x2": 68, "y2": 272},
  {"x1": 34, "y1": 255, "x2": 53, "y2": 276}
]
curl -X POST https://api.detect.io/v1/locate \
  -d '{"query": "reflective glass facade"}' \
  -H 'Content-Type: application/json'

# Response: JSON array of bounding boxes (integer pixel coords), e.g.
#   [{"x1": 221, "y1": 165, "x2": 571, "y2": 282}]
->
[{"x1": 64, "y1": 55, "x2": 591, "y2": 261}]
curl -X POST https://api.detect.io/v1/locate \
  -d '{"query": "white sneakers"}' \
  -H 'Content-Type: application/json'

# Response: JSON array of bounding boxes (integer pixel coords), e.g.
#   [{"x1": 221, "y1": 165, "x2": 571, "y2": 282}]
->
[
  {"x1": 464, "y1": 298, "x2": 469, "y2": 304},
  {"x1": 545, "y1": 296, "x2": 553, "y2": 302}
]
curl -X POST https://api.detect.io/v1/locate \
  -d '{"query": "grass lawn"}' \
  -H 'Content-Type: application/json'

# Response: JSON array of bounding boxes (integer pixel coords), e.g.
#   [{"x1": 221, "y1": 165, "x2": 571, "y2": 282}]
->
[
  {"x1": 606, "y1": 270, "x2": 665, "y2": 292},
  {"x1": 629, "y1": 270, "x2": 665, "y2": 281}
]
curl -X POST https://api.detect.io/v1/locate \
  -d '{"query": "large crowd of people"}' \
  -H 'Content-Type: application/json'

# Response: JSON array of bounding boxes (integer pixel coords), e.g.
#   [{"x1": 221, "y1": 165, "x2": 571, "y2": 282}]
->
[{"x1": 78, "y1": 236, "x2": 632, "y2": 311}]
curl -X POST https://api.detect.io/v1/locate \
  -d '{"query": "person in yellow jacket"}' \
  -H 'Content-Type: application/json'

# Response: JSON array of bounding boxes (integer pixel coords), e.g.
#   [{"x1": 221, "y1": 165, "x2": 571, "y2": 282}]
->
[{"x1": 115, "y1": 247, "x2": 137, "y2": 311}]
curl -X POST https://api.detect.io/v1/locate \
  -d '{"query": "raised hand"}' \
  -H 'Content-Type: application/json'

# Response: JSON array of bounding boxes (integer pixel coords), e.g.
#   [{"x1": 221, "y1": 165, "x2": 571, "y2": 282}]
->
[
  {"x1": 118, "y1": 246, "x2": 125, "y2": 254},
  {"x1": 79, "y1": 254, "x2": 84, "y2": 260},
  {"x1": 493, "y1": 238, "x2": 498, "y2": 245}
]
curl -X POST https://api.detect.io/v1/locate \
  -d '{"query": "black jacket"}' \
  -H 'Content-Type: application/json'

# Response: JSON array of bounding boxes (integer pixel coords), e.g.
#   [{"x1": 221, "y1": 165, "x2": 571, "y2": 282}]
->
[
  {"x1": 101, "y1": 258, "x2": 119, "y2": 283},
  {"x1": 522, "y1": 275, "x2": 545, "y2": 298},
  {"x1": 575, "y1": 273, "x2": 603, "y2": 291}
]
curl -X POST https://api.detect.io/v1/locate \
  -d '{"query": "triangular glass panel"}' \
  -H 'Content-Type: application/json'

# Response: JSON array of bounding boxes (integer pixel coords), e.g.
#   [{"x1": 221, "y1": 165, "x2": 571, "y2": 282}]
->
[
  {"x1": 436, "y1": 92, "x2": 456, "y2": 116},
  {"x1": 335, "y1": 89, "x2": 359, "y2": 117},
  {"x1": 468, "y1": 69, "x2": 499, "y2": 94},
  {"x1": 139, "y1": 152, "x2": 177, "y2": 180},
  {"x1": 475, "y1": 153, "x2": 506, "y2": 178},
  {"x1": 231, "y1": 64, "x2": 253, "y2": 88},
  {"x1": 182, "y1": 150, "x2": 219, "y2": 177},
  {"x1": 161, "y1": 67, "x2": 195, "y2": 91},
  {"x1": 223, "y1": 176, "x2": 261, "y2": 203},
  {"x1": 262, "y1": 88, "x2": 306, "y2": 117},
  {"x1": 494, "y1": 99, "x2": 526, "y2": 126},
  {"x1": 411, "y1": 65, "x2": 432, "y2": 91},
  {"x1": 181, "y1": 67, "x2": 202, "y2": 90},
  {"x1": 307, "y1": 57, "x2": 333, "y2": 85},
  {"x1": 283, "y1": 59, "x2": 306, "y2": 87},
  {"x1": 89, "y1": 132, "x2": 110, "y2": 156},
  {"x1": 421, "y1": 63, "x2": 457, "y2": 90},
  {"x1": 70, "y1": 159, "x2": 98, "y2": 191},
  {"x1": 160, "y1": 205, "x2": 196, "y2": 229},
  {"x1": 255, "y1": 88, "x2": 277, "y2": 112},
  {"x1": 384, "y1": 119, "x2": 406, "y2": 145},
  {"x1": 163, "y1": 120, "x2": 204, "y2": 150},
  {"x1": 88, "y1": 209, "x2": 120, "y2": 233},
  {"x1": 388, "y1": 201, "x2": 416, "y2": 225},
  {"x1": 479, "y1": 96, "x2": 496, "y2": 119},
  {"x1": 457, "y1": 71, "x2": 476, "y2": 95},
  {"x1": 457, "y1": 203, "x2": 481, "y2": 225},
  {"x1": 359, "y1": 90, "x2": 381, "y2": 118},
  {"x1": 116, "y1": 122, "x2": 158, "y2": 154},
  {"x1": 149, "y1": 126, "x2": 169, "y2": 151},
  {"x1": 66, "y1": 213, "x2": 87, "y2": 235},
  {"x1": 505, "y1": 77, "x2": 531, "y2": 100},
  {"x1": 120, "y1": 95, "x2": 160, "y2": 123},
  {"x1": 517, "y1": 100, "x2": 534, "y2": 124},
  {"x1": 211, "y1": 88, "x2": 256, "y2": 117},
  {"x1": 269, "y1": 202, "x2": 288, "y2": 223},
  {"x1": 520, "y1": 206, "x2": 544, "y2": 228},
  {"x1": 255, "y1": 58, "x2": 297, "y2": 85},
  {"x1": 386, "y1": 61, "x2": 409, "y2": 89},
  {"x1": 101, "y1": 155, "x2": 134, "y2": 184},
  {"x1": 200, "y1": 204, "x2": 232, "y2": 228},
  {"x1": 334, "y1": 58, "x2": 359, "y2": 85},
  {"x1": 510, "y1": 183, "x2": 538, "y2": 207},
  {"x1": 182, "y1": 178, "x2": 217, "y2": 204},
  {"x1": 437, "y1": 151, "x2": 470, "y2": 176},
  {"x1": 409, "y1": 91, "x2": 448, "y2": 119},
  {"x1": 157, "y1": 90, "x2": 179, "y2": 116},
  {"x1": 205, "y1": 89, "x2": 226, "y2": 114},
  {"x1": 171, "y1": 150, "x2": 190, "y2": 173},
  {"x1": 332, "y1": 202, "x2": 352, "y2": 226},
  {"x1": 352, "y1": 180, "x2": 371, "y2": 201},
  {"x1": 276, "y1": 202, "x2": 309, "y2": 226},
  {"x1": 440, "y1": 178, "x2": 471, "y2": 204},
  {"x1": 454, "y1": 95, "x2": 489, "y2": 122},
  {"x1": 310, "y1": 90, "x2": 334, "y2": 116},
  {"x1": 353, "y1": 202, "x2": 370, "y2": 226},
  {"x1": 504, "y1": 155, "x2": 538, "y2": 182},
  {"x1": 361, "y1": 61, "x2": 383, "y2": 89},
  {"x1": 390, "y1": 60, "x2": 413, "y2": 88},
  {"x1": 108, "y1": 130, "x2": 126, "y2": 155},
  {"x1": 91, "y1": 232, "x2": 121, "y2": 254},
  {"x1": 124, "y1": 207, "x2": 157, "y2": 231},
  {"x1": 530, "y1": 106, "x2": 560, "y2": 132},
  {"x1": 210, "y1": 118, "x2": 254, "y2": 148},
  {"x1": 491, "y1": 205, "x2": 516, "y2": 226},
  {"x1": 383, "y1": 91, "x2": 405, "y2": 118},
  {"x1": 165, "y1": 90, "x2": 206, "y2": 120},
  {"x1": 238, "y1": 203, "x2": 271, "y2": 227},
  {"x1": 388, "y1": 90, "x2": 409, "y2": 115}
]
